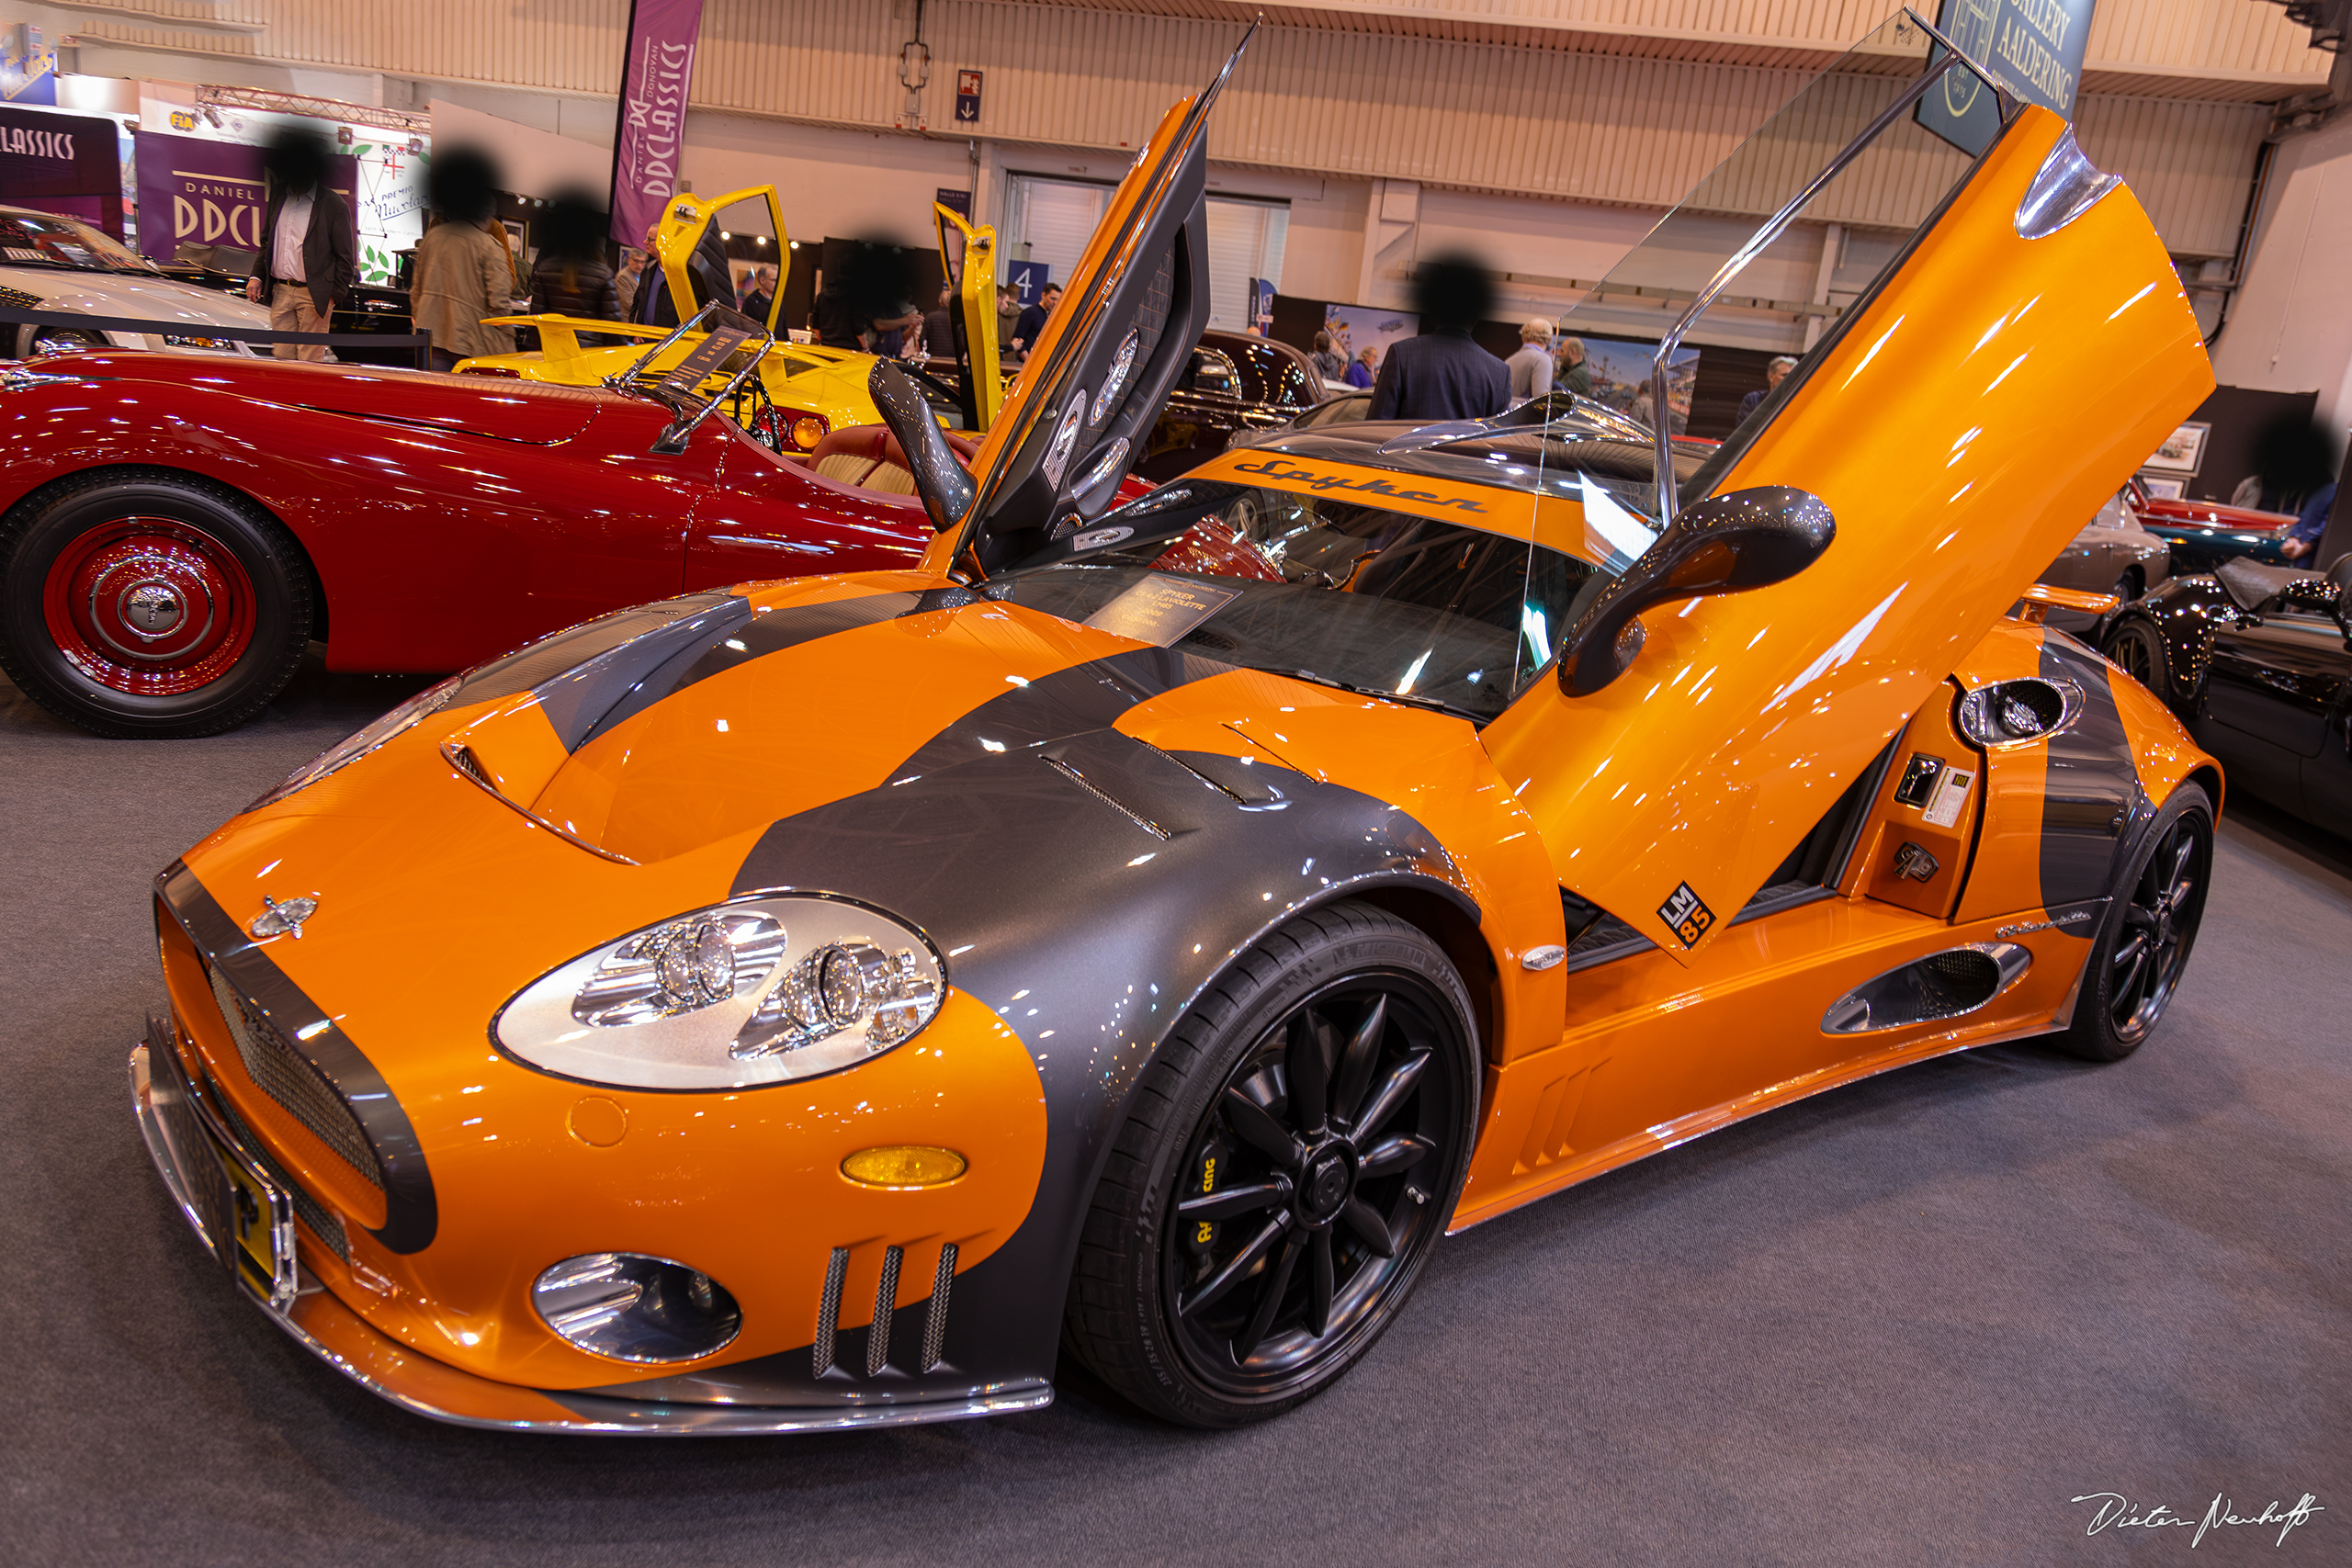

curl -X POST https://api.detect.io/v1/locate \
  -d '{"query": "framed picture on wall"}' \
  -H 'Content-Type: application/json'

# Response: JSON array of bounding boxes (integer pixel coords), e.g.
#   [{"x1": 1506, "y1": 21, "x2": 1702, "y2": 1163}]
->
[
  {"x1": 2143, "y1": 421, "x2": 2210, "y2": 476},
  {"x1": 2137, "y1": 474, "x2": 2186, "y2": 501}
]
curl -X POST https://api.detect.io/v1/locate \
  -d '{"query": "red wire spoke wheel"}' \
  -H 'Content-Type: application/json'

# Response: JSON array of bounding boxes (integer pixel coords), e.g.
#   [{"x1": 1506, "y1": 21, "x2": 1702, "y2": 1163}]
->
[
  {"x1": 41, "y1": 515, "x2": 257, "y2": 696},
  {"x1": 0, "y1": 471, "x2": 312, "y2": 737}
]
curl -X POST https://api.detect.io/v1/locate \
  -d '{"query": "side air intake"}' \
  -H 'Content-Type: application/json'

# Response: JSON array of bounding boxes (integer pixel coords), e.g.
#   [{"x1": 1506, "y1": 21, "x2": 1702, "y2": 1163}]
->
[{"x1": 1821, "y1": 942, "x2": 2031, "y2": 1034}]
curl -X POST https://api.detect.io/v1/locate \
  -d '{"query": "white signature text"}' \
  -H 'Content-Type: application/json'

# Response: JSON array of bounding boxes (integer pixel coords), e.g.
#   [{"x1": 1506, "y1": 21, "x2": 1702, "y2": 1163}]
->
[{"x1": 2072, "y1": 1491, "x2": 2324, "y2": 1548}]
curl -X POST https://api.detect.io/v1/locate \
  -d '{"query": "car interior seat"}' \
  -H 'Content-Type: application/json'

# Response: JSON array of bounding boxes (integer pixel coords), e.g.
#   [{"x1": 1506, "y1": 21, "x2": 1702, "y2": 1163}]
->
[{"x1": 806, "y1": 424, "x2": 979, "y2": 496}]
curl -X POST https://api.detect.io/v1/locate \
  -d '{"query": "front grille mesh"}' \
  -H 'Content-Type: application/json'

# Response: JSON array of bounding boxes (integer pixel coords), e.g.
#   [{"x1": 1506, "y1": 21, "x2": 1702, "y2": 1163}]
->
[
  {"x1": 211, "y1": 1081, "x2": 350, "y2": 1260},
  {"x1": 207, "y1": 965, "x2": 384, "y2": 1192}
]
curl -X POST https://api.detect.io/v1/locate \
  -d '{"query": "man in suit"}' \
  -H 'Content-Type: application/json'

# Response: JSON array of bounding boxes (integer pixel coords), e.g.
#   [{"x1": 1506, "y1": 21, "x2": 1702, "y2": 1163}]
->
[
  {"x1": 1368, "y1": 255, "x2": 1509, "y2": 423},
  {"x1": 243, "y1": 128, "x2": 353, "y2": 363}
]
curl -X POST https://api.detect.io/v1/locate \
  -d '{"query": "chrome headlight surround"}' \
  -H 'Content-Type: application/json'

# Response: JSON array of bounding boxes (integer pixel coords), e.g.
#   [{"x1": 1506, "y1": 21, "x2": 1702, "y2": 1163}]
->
[{"x1": 494, "y1": 893, "x2": 947, "y2": 1090}]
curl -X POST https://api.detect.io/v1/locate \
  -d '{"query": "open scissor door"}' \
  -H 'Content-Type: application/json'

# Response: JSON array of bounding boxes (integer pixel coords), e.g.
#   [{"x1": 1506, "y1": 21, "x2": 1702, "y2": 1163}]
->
[
  {"x1": 650, "y1": 186, "x2": 787, "y2": 333},
  {"x1": 934, "y1": 202, "x2": 1002, "y2": 432},
  {"x1": 914, "y1": 28, "x2": 1251, "y2": 575},
  {"x1": 1482, "y1": 11, "x2": 2212, "y2": 963}
]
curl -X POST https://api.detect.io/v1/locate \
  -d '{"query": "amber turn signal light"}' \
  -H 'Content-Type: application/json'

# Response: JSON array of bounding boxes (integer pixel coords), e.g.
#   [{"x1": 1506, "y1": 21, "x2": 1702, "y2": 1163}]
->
[{"x1": 841, "y1": 1145, "x2": 967, "y2": 1189}]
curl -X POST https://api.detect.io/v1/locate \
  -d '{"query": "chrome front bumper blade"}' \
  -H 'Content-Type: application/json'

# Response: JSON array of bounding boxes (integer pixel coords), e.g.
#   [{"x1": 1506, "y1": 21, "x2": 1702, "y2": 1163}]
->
[{"x1": 130, "y1": 1031, "x2": 1054, "y2": 1436}]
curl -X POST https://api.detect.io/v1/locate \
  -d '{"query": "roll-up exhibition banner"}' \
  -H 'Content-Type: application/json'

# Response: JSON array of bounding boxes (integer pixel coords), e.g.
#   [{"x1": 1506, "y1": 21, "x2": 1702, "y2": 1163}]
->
[
  {"x1": 1917, "y1": 0, "x2": 2094, "y2": 157},
  {"x1": 608, "y1": 0, "x2": 705, "y2": 250}
]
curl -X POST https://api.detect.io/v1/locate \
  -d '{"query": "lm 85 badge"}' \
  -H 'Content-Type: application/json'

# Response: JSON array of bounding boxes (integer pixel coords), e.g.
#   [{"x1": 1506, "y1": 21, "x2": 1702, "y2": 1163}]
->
[{"x1": 1658, "y1": 882, "x2": 1715, "y2": 948}]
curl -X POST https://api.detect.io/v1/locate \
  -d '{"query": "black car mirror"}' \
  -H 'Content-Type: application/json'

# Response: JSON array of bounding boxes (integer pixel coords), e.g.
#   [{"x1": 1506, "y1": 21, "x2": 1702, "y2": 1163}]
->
[
  {"x1": 1556, "y1": 485, "x2": 1837, "y2": 697},
  {"x1": 869, "y1": 360, "x2": 976, "y2": 535}
]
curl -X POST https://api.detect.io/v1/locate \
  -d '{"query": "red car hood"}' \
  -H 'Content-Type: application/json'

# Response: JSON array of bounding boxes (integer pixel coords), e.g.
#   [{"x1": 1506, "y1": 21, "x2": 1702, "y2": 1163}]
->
[
  {"x1": 2138, "y1": 495, "x2": 2296, "y2": 532},
  {"x1": 35, "y1": 351, "x2": 606, "y2": 445}
]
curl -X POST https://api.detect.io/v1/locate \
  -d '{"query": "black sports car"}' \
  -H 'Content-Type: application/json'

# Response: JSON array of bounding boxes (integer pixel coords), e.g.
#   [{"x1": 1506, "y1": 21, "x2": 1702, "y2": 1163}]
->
[{"x1": 2106, "y1": 555, "x2": 2352, "y2": 832}]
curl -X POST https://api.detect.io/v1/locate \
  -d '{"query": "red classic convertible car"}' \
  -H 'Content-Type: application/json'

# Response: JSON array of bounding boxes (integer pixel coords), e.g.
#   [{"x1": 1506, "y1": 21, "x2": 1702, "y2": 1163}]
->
[{"x1": 0, "y1": 323, "x2": 1170, "y2": 737}]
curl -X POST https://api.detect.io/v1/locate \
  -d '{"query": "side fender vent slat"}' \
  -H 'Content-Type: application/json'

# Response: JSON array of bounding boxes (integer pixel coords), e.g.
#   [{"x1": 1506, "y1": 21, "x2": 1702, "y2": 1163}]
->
[
  {"x1": 922, "y1": 1243, "x2": 957, "y2": 1372},
  {"x1": 867, "y1": 1246, "x2": 904, "y2": 1377},
  {"x1": 813, "y1": 1247, "x2": 848, "y2": 1377}
]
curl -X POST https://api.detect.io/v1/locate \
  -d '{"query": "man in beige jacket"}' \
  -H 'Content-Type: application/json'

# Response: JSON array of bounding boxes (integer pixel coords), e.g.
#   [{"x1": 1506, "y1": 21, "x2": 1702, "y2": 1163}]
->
[{"x1": 411, "y1": 148, "x2": 514, "y2": 371}]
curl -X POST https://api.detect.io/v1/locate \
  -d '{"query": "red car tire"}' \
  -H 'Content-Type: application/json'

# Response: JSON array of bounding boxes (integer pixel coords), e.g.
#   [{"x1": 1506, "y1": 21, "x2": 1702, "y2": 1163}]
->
[{"x1": 0, "y1": 470, "x2": 314, "y2": 738}]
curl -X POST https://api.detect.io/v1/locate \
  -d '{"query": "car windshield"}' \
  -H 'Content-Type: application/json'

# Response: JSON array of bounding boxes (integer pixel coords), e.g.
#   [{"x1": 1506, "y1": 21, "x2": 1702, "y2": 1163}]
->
[
  {"x1": 0, "y1": 210, "x2": 159, "y2": 275},
  {"x1": 990, "y1": 460, "x2": 1643, "y2": 725},
  {"x1": 994, "y1": 10, "x2": 2019, "y2": 725}
]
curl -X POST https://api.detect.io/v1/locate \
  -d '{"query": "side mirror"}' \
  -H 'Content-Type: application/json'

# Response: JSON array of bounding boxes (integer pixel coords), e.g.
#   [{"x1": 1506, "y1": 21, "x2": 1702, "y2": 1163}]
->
[
  {"x1": 869, "y1": 360, "x2": 975, "y2": 536},
  {"x1": 1556, "y1": 485, "x2": 1836, "y2": 696}
]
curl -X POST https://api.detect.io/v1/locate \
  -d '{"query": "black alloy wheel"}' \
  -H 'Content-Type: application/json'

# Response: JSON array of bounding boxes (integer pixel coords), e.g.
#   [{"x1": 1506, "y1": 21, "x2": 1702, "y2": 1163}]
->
[
  {"x1": 2060, "y1": 784, "x2": 2211, "y2": 1062},
  {"x1": 1065, "y1": 901, "x2": 1476, "y2": 1427}
]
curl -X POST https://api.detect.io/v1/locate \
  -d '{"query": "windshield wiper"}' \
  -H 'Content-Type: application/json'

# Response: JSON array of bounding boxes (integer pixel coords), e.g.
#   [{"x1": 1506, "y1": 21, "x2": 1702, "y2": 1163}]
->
[{"x1": 1276, "y1": 667, "x2": 1481, "y2": 722}]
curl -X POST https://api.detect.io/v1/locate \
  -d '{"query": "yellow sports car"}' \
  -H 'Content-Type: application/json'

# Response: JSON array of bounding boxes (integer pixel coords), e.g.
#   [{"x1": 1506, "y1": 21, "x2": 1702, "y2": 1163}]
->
[
  {"x1": 133, "y1": 17, "x2": 2222, "y2": 1435},
  {"x1": 457, "y1": 189, "x2": 1001, "y2": 450}
]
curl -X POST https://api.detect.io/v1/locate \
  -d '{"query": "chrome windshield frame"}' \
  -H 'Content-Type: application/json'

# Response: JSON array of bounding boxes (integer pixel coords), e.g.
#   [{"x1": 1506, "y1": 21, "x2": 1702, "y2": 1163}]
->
[{"x1": 1647, "y1": 10, "x2": 2017, "y2": 523}]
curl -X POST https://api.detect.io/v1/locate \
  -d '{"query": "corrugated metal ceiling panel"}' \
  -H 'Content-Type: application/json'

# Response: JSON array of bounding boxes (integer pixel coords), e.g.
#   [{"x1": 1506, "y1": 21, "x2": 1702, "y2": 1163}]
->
[{"x1": 69, "y1": 0, "x2": 2273, "y2": 256}]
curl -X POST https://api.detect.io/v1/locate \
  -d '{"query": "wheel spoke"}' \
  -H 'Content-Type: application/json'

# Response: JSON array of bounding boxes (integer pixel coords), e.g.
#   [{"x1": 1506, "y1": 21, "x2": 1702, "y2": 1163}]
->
[
  {"x1": 1351, "y1": 1049, "x2": 1429, "y2": 1144},
  {"x1": 1222, "y1": 1088, "x2": 1305, "y2": 1168},
  {"x1": 1306, "y1": 1229, "x2": 1335, "y2": 1338},
  {"x1": 1234, "y1": 1233, "x2": 1303, "y2": 1363},
  {"x1": 2111, "y1": 945, "x2": 2149, "y2": 1017},
  {"x1": 1287, "y1": 1010, "x2": 1333, "y2": 1139},
  {"x1": 1176, "y1": 1177, "x2": 1290, "y2": 1222},
  {"x1": 1340, "y1": 1195, "x2": 1395, "y2": 1258},
  {"x1": 1181, "y1": 1213, "x2": 1290, "y2": 1320},
  {"x1": 1356, "y1": 1133, "x2": 1434, "y2": 1179},
  {"x1": 1332, "y1": 995, "x2": 1387, "y2": 1126}
]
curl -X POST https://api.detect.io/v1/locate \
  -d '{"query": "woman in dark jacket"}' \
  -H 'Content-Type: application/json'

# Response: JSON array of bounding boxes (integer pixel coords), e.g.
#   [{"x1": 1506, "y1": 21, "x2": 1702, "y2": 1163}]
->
[{"x1": 529, "y1": 190, "x2": 621, "y2": 321}]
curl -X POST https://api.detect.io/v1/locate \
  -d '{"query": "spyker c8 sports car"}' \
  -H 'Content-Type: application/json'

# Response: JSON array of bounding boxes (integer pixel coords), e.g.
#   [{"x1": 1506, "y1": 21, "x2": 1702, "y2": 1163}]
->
[{"x1": 130, "y1": 16, "x2": 2223, "y2": 1435}]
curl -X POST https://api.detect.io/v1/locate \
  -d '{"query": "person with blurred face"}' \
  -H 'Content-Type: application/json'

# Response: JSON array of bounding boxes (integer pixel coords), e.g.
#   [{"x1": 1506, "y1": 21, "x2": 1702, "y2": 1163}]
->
[
  {"x1": 1368, "y1": 255, "x2": 1509, "y2": 423},
  {"x1": 1345, "y1": 344, "x2": 1379, "y2": 389},
  {"x1": 528, "y1": 190, "x2": 620, "y2": 323},
  {"x1": 246, "y1": 128, "x2": 354, "y2": 362},
  {"x1": 410, "y1": 147, "x2": 514, "y2": 371}
]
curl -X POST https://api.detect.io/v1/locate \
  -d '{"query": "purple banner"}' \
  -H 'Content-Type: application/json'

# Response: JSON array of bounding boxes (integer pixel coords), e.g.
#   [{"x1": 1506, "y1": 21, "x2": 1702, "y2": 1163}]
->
[
  {"x1": 608, "y1": 0, "x2": 704, "y2": 250},
  {"x1": 2, "y1": 107, "x2": 123, "y2": 235},
  {"x1": 132, "y1": 130, "x2": 356, "y2": 264}
]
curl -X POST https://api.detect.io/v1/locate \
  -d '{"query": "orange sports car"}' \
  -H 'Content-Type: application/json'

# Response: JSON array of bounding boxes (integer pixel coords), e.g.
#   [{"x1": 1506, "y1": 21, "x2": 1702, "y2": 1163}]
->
[{"x1": 132, "y1": 17, "x2": 2222, "y2": 1435}]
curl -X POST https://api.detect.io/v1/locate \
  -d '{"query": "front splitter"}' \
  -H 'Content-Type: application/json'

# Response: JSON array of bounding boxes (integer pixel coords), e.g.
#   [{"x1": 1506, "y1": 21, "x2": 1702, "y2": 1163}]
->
[{"x1": 130, "y1": 1032, "x2": 1054, "y2": 1436}]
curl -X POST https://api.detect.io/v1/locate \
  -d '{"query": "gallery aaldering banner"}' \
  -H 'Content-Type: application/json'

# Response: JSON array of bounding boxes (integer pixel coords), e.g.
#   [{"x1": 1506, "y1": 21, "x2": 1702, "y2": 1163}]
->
[
  {"x1": 608, "y1": 0, "x2": 704, "y2": 249},
  {"x1": 131, "y1": 130, "x2": 358, "y2": 264},
  {"x1": 0, "y1": 106, "x2": 124, "y2": 234}
]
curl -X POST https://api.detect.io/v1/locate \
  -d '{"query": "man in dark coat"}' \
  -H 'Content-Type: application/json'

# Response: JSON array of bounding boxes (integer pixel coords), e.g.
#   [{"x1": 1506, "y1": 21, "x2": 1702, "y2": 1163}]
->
[
  {"x1": 244, "y1": 127, "x2": 354, "y2": 362},
  {"x1": 1368, "y1": 255, "x2": 1508, "y2": 423}
]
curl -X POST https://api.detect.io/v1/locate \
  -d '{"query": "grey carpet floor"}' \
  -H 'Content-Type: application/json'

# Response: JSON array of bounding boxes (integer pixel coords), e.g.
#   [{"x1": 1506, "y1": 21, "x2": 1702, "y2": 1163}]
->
[{"x1": 1, "y1": 656, "x2": 2345, "y2": 1567}]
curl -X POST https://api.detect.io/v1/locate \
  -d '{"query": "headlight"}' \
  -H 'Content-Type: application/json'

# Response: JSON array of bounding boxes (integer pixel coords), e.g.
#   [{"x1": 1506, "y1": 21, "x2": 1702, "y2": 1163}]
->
[
  {"x1": 246, "y1": 675, "x2": 459, "y2": 811},
  {"x1": 494, "y1": 894, "x2": 945, "y2": 1089}
]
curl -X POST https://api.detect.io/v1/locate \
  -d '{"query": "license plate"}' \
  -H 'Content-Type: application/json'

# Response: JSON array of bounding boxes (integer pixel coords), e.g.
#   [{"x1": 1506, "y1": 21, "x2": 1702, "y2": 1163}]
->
[{"x1": 153, "y1": 1044, "x2": 298, "y2": 1308}]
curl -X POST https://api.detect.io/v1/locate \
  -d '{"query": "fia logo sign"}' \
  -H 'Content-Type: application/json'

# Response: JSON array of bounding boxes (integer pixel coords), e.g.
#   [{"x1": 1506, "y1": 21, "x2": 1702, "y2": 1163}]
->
[{"x1": 1658, "y1": 882, "x2": 1714, "y2": 948}]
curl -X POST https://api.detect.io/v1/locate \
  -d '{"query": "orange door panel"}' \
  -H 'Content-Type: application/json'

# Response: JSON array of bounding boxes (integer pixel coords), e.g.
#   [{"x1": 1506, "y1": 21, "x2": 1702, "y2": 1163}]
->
[{"x1": 1482, "y1": 107, "x2": 2212, "y2": 964}]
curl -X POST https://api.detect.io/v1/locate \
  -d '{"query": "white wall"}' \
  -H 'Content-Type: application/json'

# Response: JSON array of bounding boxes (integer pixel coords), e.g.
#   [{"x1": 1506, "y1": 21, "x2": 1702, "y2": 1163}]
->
[{"x1": 2209, "y1": 112, "x2": 2352, "y2": 434}]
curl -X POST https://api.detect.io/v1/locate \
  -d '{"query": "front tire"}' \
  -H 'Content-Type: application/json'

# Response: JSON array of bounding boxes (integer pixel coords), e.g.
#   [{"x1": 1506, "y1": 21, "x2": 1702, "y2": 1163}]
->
[
  {"x1": 0, "y1": 471, "x2": 313, "y2": 737},
  {"x1": 2058, "y1": 784, "x2": 2212, "y2": 1062},
  {"x1": 1064, "y1": 900, "x2": 1479, "y2": 1427}
]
